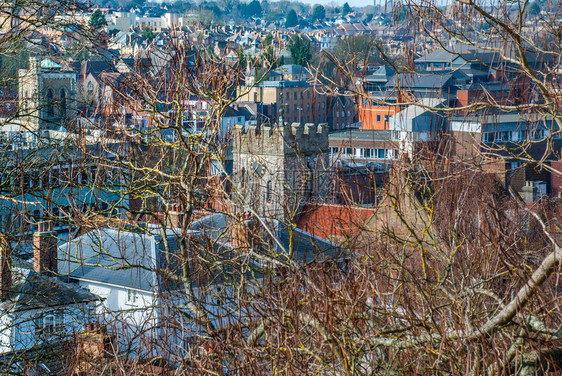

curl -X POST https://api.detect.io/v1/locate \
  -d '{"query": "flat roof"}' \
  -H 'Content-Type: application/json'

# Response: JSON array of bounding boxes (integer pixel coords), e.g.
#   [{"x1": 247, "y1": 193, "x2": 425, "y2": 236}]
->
[
  {"x1": 329, "y1": 129, "x2": 392, "y2": 141},
  {"x1": 256, "y1": 80, "x2": 310, "y2": 88},
  {"x1": 450, "y1": 111, "x2": 551, "y2": 124}
]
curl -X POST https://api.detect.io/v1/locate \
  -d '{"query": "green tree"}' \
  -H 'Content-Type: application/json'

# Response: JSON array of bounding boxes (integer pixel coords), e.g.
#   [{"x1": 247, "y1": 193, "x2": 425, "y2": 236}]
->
[
  {"x1": 311, "y1": 4, "x2": 325, "y2": 22},
  {"x1": 332, "y1": 35, "x2": 385, "y2": 65},
  {"x1": 362, "y1": 13, "x2": 373, "y2": 23},
  {"x1": 237, "y1": 46, "x2": 247, "y2": 69},
  {"x1": 261, "y1": 33, "x2": 277, "y2": 67},
  {"x1": 89, "y1": 9, "x2": 107, "y2": 30},
  {"x1": 289, "y1": 34, "x2": 311, "y2": 66},
  {"x1": 263, "y1": 33, "x2": 273, "y2": 48},
  {"x1": 285, "y1": 9, "x2": 298, "y2": 27},
  {"x1": 243, "y1": 0, "x2": 262, "y2": 17},
  {"x1": 342, "y1": 2, "x2": 351, "y2": 16},
  {"x1": 142, "y1": 27, "x2": 155, "y2": 41},
  {"x1": 197, "y1": 8, "x2": 220, "y2": 27},
  {"x1": 0, "y1": 50, "x2": 29, "y2": 89},
  {"x1": 528, "y1": 1, "x2": 540, "y2": 16},
  {"x1": 261, "y1": 0, "x2": 269, "y2": 15}
]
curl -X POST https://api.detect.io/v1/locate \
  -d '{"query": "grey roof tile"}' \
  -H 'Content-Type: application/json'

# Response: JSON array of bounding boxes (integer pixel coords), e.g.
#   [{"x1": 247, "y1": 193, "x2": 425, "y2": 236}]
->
[
  {"x1": 0, "y1": 266, "x2": 98, "y2": 313},
  {"x1": 59, "y1": 226, "x2": 183, "y2": 292}
]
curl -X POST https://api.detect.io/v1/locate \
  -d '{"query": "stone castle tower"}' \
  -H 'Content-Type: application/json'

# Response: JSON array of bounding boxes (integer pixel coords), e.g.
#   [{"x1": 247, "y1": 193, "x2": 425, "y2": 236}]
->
[
  {"x1": 232, "y1": 122, "x2": 329, "y2": 220},
  {"x1": 19, "y1": 57, "x2": 77, "y2": 131}
]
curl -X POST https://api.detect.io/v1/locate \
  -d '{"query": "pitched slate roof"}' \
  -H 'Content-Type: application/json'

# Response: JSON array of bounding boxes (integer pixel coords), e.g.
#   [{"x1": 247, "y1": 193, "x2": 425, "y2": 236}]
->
[
  {"x1": 386, "y1": 72, "x2": 455, "y2": 89},
  {"x1": 80, "y1": 60, "x2": 118, "y2": 79},
  {"x1": 58, "y1": 225, "x2": 185, "y2": 292},
  {"x1": 1, "y1": 263, "x2": 97, "y2": 313},
  {"x1": 224, "y1": 106, "x2": 250, "y2": 119},
  {"x1": 190, "y1": 213, "x2": 343, "y2": 263},
  {"x1": 364, "y1": 65, "x2": 395, "y2": 83},
  {"x1": 414, "y1": 49, "x2": 454, "y2": 64},
  {"x1": 278, "y1": 224, "x2": 341, "y2": 262},
  {"x1": 455, "y1": 49, "x2": 504, "y2": 67}
]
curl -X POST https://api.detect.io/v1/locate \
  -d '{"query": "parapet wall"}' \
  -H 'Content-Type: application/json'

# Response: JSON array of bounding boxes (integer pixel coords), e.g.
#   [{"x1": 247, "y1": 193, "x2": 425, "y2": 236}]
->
[{"x1": 233, "y1": 122, "x2": 329, "y2": 156}]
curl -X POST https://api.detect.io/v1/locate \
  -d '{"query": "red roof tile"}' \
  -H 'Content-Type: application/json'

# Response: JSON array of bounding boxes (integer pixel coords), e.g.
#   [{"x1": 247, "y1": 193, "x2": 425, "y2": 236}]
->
[{"x1": 296, "y1": 203, "x2": 374, "y2": 240}]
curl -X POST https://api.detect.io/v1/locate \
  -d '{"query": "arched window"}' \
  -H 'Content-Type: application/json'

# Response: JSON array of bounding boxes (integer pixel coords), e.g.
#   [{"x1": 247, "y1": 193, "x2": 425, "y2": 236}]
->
[
  {"x1": 60, "y1": 89, "x2": 66, "y2": 118},
  {"x1": 87, "y1": 81, "x2": 94, "y2": 97},
  {"x1": 266, "y1": 180, "x2": 272, "y2": 202},
  {"x1": 46, "y1": 89, "x2": 54, "y2": 116}
]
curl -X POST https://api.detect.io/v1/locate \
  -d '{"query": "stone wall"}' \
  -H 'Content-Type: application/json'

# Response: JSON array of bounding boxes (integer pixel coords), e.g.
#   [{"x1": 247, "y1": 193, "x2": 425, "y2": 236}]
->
[{"x1": 232, "y1": 122, "x2": 329, "y2": 220}]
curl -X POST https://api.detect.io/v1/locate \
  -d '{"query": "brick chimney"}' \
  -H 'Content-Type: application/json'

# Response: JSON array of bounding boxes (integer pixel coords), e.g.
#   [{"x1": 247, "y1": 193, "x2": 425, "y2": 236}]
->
[
  {"x1": 231, "y1": 212, "x2": 260, "y2": 250},
  {"x1": 33, "y1": 221, "x2": 57, "y2": 275},
  {"x1": 0, "y1": 235, "x2": 11, "y2": 300},
  {"x1": 166, "y1": 203, "x2": 184, "y2": 229}
]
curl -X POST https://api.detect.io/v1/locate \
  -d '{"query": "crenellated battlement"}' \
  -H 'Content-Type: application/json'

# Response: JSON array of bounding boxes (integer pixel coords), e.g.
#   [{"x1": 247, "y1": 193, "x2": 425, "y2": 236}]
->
[{"x1": 233, "y1": 122, "x2": 328, "y2": 156}]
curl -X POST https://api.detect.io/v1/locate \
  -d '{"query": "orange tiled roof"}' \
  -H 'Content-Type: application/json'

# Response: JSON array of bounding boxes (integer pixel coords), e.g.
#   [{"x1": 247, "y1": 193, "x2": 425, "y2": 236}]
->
[{"x1": 296, "y1": 203, "x2": 374, "y2": 240}]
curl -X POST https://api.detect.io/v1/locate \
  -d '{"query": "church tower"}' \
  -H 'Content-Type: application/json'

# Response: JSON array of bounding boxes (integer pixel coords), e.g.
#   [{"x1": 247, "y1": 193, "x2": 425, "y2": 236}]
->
[
  {"x1": 232, "y1": 122, "x2": 329, "y2": 220},
  {"x1": 19, "y1": 57, "x2": 77, "y2": 131}
]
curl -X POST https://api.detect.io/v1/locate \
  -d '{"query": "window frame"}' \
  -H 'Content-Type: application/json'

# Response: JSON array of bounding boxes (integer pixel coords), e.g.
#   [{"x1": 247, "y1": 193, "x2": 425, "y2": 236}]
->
[
  {"x1": 127, "y1": 289, "x2": 139, "y2": 305},
  {"x1": 34, "y1": 311, "x2": 64, "y2": 337}
]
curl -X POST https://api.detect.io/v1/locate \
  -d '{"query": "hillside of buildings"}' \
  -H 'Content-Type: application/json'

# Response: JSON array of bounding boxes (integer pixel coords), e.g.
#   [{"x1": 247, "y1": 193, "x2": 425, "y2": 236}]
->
[{"x1": 0, "y1": 0, "x2": 559, "y2": 374}]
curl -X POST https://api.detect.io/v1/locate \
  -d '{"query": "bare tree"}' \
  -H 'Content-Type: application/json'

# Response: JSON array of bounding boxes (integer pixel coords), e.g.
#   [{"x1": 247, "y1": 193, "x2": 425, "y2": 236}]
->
[
  {"x1": 282, "y1": 0, "x2": 562, "y2": 374},
  {"x1": 2, "y1": 0, "x2": 562, "y2": 375}
]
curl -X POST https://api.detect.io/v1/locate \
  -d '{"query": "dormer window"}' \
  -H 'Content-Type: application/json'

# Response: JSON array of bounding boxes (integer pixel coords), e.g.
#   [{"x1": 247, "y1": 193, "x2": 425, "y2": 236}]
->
[{"x1": 34, "y1": 311, "x2": 64, "y2": 337}]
